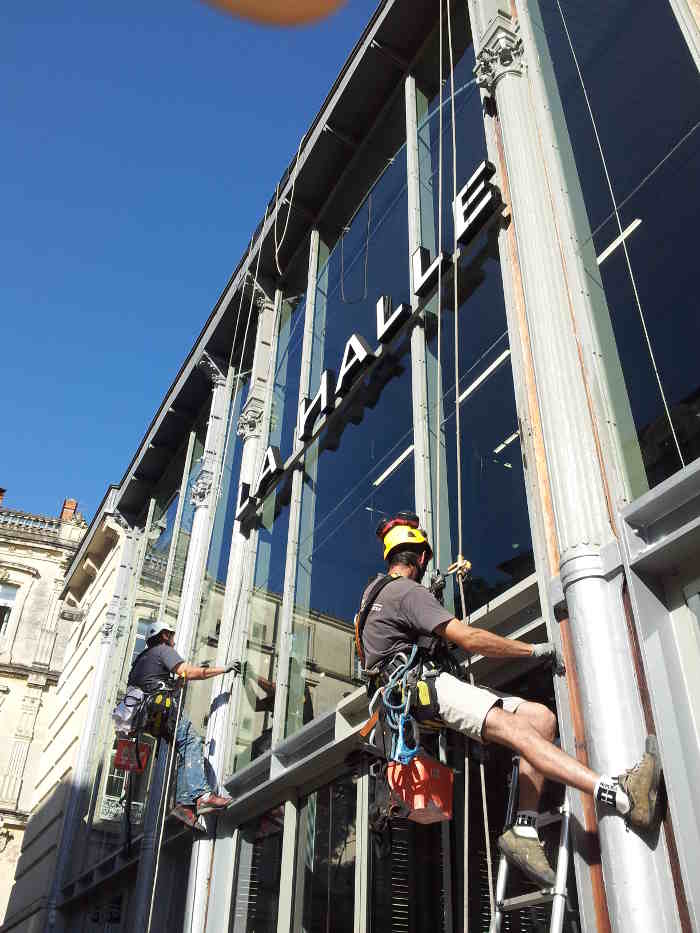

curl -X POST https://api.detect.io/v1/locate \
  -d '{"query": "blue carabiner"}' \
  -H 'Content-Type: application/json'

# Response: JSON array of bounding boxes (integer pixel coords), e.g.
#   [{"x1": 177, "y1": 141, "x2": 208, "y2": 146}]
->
[{"x1": 394, "y1": 712, "x2": 420, "y2": 764}]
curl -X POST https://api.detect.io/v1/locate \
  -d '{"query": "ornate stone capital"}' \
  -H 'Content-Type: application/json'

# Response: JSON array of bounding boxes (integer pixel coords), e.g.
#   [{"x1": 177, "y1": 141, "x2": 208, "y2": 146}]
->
[
  {"x1": 237, "y1": 403, "x2": 264, "y2": 441},
  {"x1": 474, "y1": 14, "x2": 525, "y2": 94},
  {"x1": 198, "y1": 351, "x2": 227, "y2": 388},
  {"x1": 191, "y1": 469, "x2": 214, "y2": 507}
]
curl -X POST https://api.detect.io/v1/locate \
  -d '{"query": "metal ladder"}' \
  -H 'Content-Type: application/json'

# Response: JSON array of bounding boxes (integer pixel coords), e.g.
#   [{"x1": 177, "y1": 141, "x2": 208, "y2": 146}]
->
[{"x1": 489, "y1": 756, "x2": 572, "y2": 933}]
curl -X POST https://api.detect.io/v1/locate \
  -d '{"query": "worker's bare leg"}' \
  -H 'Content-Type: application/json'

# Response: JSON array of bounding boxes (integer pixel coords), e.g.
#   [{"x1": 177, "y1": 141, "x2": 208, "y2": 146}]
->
[
  {"x1": 512, "y1": 702, "x2": 558, "y2": 810},
  {"x1": 483, "y1": 704, "x2": 597, "y2": 795}
]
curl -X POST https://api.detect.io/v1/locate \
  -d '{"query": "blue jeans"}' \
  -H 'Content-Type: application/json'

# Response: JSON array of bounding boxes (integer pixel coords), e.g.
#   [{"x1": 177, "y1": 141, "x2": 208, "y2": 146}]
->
[{"x1": 175, "y1": 718, "x2": 212, "y2": 806}]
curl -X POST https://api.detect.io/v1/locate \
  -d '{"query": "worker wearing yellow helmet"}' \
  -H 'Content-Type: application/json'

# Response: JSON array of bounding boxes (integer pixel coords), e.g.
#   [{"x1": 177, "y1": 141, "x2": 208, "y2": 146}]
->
[{"x1": 357, "y1": 511, "x2": 661, "y2": 887}]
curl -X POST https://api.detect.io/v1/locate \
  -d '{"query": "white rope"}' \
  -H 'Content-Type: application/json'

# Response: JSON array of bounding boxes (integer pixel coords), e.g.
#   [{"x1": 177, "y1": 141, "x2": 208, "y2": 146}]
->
[
  {"x1": 274, "y1": 134, "x2": 306, "y2": 277},
  {"x1": 145, "y1": 694, "x2": 186, "y2": 933},
  {"x1": 434, "y1": 0, "x2": 444, "y2": 571},
  {"x1": 554, "y1": 0, "x2": 685, "y2": 470},
  {"x1": 444, "y1": 0, "x2": 493, "y2": 917}
]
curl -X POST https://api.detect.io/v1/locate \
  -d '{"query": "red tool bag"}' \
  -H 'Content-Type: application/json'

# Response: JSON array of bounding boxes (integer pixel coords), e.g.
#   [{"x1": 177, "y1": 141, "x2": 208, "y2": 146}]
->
[
  {"x1": 387, "y1": 752, "x2": 454, "y2": 824},
  {"x1": 114, "y1": 739, "x2": 151, "y2": 773}
]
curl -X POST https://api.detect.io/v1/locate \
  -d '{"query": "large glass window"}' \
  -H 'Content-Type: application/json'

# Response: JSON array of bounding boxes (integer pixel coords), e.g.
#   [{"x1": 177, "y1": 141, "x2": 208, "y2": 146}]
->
[
  {"x1": 229, "y1": 805, "x2": 285, "y2": 933},
  {"x1": 295, "y1": 773, "x2": 357, "y2": 933},
  {"x1": 417, "y1": 40, "x2": 533, "y2": 613},
  {"x1": 284, "y1": 126, "x2": 413, "y2": 738},
  {"x1": 532, "y1": 0, "x2": 700, "y2": 491},
  {"x1": 231, "y1": 294, "x2": 306, "y2": 773}
]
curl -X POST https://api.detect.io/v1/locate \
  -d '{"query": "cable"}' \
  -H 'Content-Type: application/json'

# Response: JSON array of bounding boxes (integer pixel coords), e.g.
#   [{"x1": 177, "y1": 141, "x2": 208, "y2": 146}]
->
[
  {"x1": 587, "y1": 120, "x2": 699, "y2": 242},
  {"x1": 435, "y1": 0, "x2": 444, "y2": 571},
  {"x1": 145, "y1": 692, "x2": 186, "y2": 933},
  {"x1": 340, "y1": 193, "x2": 372, "y2": 304},
  {"x1": 554, "y1": 0, "x2": 685, "y2": 469},
  {"x1": 443, "y1": 0, "x2": 492, "y2": 916},
  {"x1": 274, "y1": 133, "x2": 306, "y2": 276}
]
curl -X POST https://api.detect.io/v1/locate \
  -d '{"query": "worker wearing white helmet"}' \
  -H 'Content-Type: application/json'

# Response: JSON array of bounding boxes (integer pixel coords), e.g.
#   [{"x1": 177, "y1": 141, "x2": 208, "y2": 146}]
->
[{"x1": 128, "y1": 619, "x2": 241, "y2": 828}]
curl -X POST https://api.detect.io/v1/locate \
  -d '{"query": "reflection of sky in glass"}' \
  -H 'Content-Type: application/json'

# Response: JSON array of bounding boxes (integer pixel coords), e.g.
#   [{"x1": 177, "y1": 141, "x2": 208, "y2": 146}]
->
[
  {"x1": 149, "y1": 495, "x2": 179, "y2": 554},
  {"x1": 535, "y1": 0, "x2": 700, "y2": 488}
]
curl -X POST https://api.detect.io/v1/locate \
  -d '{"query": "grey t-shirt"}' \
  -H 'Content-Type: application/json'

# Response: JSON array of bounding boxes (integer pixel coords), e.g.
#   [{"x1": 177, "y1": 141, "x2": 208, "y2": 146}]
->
[
  {"x1": 360, "y1": 574, "x2": 453, "y2": 671},
  {"x1": 128, "y1": 643, "x2": 183, "y2": 693}
]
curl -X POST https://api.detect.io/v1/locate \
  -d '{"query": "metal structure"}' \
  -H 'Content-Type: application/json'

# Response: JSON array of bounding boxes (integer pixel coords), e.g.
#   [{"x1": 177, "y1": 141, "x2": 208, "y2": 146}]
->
[{"x1": 3, "y1": 2, "x2": 697, "y2": 933}]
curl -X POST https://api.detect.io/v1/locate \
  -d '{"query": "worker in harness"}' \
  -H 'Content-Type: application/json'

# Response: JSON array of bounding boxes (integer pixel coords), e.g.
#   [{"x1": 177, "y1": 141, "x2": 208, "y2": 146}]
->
[
  {"x1": 358, "y1": 512, "x2": 662, "y2": 888},
  {"x1": 127, "y1": 620, "x2": 240, "y2": 828}
]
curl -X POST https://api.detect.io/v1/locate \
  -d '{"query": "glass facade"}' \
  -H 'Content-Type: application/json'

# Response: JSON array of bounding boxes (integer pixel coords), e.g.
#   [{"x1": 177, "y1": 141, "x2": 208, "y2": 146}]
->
[
  {"x1": 285, "y1": 116, "x2": 414, "y2": 738},
  {"x1": 417, "y1": 39, "x2": 532, "y2": 613},
  {"x1": 532, "y1": 0, "x2": 700, "y2": 492},
  {"x1": 231, "y1": 294, "x2": 306, "y2": 772},
  {"x1": 295, "y1": 774, "x2": 357, "y2": 933},
  {"x1": 229, "y1": 806, "x2": 285, "y2": 933},
  {"x1": 48, "y1": 4, "x2": 700, "y2": 933}
]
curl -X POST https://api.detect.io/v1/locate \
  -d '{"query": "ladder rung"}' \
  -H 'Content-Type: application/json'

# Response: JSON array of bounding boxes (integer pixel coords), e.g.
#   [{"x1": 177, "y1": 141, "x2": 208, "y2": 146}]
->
[{"x1": 499, "y1": 889, "x2": 557, "y2": 912}]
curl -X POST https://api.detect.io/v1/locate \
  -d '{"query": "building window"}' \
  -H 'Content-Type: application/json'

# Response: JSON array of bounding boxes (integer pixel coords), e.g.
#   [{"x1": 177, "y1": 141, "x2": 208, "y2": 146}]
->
[
  {"x1": 229, "y1": 805, "x2": 285, "y2": 933},
  {"x1": 532, "y1": 0, "x2": 700, "y2": 493},
  {"x1": 0, "y1": 582, "x2": 18, "y2": 638},
  {"x1": 99, "y1": 734, "x2": 155, "y2": 824},
  {"x1": 295, "y1": 773, "x2": 357, "y2": 933}
]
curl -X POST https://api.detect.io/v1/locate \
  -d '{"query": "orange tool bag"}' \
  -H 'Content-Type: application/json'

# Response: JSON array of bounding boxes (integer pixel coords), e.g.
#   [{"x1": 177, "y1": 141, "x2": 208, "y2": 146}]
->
[{"x1": 386, "y1": 752, "x2": 454, "y2": 824}]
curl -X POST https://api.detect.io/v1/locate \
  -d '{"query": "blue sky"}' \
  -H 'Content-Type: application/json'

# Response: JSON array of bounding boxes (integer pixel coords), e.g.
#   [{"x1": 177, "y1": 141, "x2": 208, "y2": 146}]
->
[{"x1": 1, "y1": 0, "x2": 377, "y2": 521}]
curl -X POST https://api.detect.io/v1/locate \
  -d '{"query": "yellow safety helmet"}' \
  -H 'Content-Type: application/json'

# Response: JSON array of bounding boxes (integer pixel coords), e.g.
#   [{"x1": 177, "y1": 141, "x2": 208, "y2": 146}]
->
[{"x1": 376, "y1": 511, "x2": 433, "y2": 562}]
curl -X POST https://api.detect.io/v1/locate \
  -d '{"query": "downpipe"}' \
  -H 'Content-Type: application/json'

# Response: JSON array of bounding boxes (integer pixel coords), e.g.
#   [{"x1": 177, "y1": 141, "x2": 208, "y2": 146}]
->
[{"x1": 559, "y1": 547, "x2": 677, "y2": 933}]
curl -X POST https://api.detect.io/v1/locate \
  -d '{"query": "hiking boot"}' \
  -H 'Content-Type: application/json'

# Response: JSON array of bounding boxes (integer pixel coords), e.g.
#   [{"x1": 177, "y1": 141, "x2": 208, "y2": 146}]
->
[
  {"x1": 171, "y1": 804, "x2": 197, "y2": 828},
  {"x1": 196, "y1": 792, "x2": 232, "y2": 815},
  {"x1": 617, "y1": 734, "x2": 661, "y2": 830},
  {"x1": 498, "y1": 828, "x2": 556, "y2": 888}
]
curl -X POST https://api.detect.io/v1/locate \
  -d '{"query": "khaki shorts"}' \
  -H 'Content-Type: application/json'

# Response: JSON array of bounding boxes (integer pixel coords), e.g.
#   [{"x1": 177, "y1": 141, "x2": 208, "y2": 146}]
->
[{"x1": 434, "y1": 672, "x2": 524, "y2": 742}]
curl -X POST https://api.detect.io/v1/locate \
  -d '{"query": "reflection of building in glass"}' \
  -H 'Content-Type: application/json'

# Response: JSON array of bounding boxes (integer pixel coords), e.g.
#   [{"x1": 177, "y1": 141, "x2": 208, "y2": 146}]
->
[{"x1": 4, "y1": 2, "x2": 700, "y2": 931}]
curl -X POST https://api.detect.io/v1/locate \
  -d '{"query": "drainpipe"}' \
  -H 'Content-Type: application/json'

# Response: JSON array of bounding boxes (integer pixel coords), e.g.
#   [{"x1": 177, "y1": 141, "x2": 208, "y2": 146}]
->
[
  {"x1": 130, "y1": 353, "x2": 232, "y2": 933},
  {"x1": 468, "y1": 3, "x2": 679, "y2": 930},
  {"x1": 45, "y1": 498, "x2": 139, "y2": 933},
  {"x1": 184, "y1": 290, "x2": 282, "y2": 933}
]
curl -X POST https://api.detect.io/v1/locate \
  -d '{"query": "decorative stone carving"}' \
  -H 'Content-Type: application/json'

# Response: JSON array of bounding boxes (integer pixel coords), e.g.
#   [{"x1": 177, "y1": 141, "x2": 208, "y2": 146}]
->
[
  {"x1": 237, "y1": 403, "x2": 264, "y2": 441},
  {"x1": 191, "y1": 469, "x2": 214, "y2": 507},
  {"x1": 474, "y1": 13, "x2": 525, "y2": 94},
  {"x1": 198, "y1": 351, "x2": 227, "y2": 387}
]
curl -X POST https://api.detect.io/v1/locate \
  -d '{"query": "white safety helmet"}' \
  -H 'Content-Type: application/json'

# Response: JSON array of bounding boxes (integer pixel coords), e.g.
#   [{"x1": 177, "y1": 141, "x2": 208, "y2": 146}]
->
[{"x1": 146, "y1": 620, "x2": 176, "y2": 644}]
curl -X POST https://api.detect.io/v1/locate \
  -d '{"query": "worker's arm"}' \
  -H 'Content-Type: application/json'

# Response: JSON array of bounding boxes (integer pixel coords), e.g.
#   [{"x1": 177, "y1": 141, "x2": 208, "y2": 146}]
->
[
  {"x1": 436, "y1": 620, "x2": 536, "y2": 659},
  {"x1": 173, "y1": 661, "x2": 241, "y2": 682}
]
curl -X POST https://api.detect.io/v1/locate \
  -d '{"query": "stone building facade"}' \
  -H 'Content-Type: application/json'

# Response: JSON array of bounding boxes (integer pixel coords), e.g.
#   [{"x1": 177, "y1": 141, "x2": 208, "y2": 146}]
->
[{"x1": 0, "y1": 491, "x2": 86, "y2": 925}]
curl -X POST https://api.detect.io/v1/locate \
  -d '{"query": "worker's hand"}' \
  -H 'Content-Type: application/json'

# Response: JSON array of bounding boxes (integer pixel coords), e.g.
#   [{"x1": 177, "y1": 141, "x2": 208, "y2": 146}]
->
[
  {"x1": 531, "y1": 642, "x2": 565, "y2": 676},
  {"x1": 447, "y1": 555, "x2": 472, "y2": 581},
  {"x1": 224, "y1": 661, "x2": 242, "y2": 677}
]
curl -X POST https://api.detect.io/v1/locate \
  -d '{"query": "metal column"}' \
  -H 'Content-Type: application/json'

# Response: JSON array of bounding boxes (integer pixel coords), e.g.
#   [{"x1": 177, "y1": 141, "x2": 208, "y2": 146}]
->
[
  {"x1": 184, "y1": 290, "x2": 282, "y2": 933},
  {"x1": 130, "y1": 355, "x2": 233, "y2": 933},
  {"x1": 468, "y1": 2, "x2": 679, "y2": 930}
]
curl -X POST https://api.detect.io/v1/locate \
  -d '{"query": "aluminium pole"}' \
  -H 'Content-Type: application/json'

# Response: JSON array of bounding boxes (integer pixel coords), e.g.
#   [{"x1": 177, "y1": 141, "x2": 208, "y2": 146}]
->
[
  {"x1": 469, "y1": 2, "x2": 679, "y2": 930},
  {"x1": 185, "y1": 290, "x2": 282, "y2": 933},
  {"x1": 130, "y1": 355, "x2": 232, "y2": 933}
]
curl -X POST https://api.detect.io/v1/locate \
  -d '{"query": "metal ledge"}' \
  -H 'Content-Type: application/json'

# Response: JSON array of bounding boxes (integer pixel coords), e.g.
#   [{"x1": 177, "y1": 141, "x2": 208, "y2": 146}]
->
[{"x1": 620, "y1": 458, "x2": 700, "y2": 575}]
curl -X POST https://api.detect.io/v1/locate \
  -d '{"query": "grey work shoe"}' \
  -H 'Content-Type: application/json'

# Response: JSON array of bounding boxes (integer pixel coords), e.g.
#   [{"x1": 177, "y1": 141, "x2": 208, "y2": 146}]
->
[
  {"x1": 618, "y1": 734, "x2": 662, "y2": 831},
  {"x1": 497, "y1": 829, "x2": 556, "y2": 888}
]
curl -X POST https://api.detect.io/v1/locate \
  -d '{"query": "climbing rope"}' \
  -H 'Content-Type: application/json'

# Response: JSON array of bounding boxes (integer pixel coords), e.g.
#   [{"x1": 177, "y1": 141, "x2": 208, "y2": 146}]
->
[
  {"x1": 434, "y1": 0, "x2": 494, "y2": 921},
  {"x1": 145, "y1": 682, "x2": 186, "y2": 933}
]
